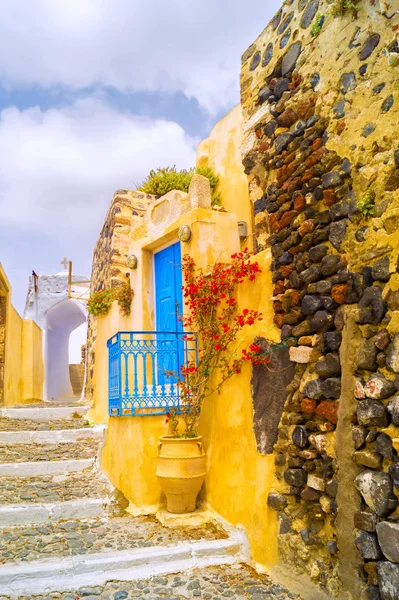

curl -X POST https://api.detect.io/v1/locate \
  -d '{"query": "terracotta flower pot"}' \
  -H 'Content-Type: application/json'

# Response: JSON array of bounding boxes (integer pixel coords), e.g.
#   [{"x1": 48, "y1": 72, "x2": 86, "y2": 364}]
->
[{"x1": 156, "y1": 435, "x2": 206, "y2": 513}]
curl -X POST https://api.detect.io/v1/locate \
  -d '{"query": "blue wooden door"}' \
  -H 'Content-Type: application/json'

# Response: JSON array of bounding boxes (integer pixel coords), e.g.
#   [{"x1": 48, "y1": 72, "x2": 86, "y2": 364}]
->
[{"x1": 154, "y1": 243, "x2": 183, "y2": 385}]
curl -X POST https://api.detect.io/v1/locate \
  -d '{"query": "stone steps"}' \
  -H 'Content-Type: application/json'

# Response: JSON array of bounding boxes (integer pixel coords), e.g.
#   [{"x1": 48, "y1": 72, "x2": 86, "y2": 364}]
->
[
  {"x1": 0, "y1": 563, "x2": 301, "y2": 600},
  {"x1": 0, "y1": 405, "x2": 89, "y2": 421},
  {"x1": 0, "y1": 411, "x2": 105, "y2": 529},
  {"x1": 0, "y1": 457, "x2": 94, "y2": 477},
  {"x1": 0, "y1": 408, "x2": 263, "y2": 600},
  {"x1": 0, "y1": 497, "x2": 107, "y2": 526},
  {"x1": 0, "y1": 466, "x2": 110, "y2": 505},
  {"x1": 0, "y1": 424, "x2": 104, "y2": 444},
  {"x1": 0, "y1": 415, "x2": 91, "y2": 431},
  {"x1": 0, "y1": 513, "x2": 229, "y2": 562},
  {"x1": 0, "y1": 528, "x2": 245, "y2": 597},
  {"x1": 0, "y1": 437, "x2": 100, "y2": 463}
]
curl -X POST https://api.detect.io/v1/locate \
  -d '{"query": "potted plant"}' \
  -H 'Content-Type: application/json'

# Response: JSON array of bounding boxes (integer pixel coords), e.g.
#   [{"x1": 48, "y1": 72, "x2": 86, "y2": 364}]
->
[{"x1": 156, "y1": 250, "x2": 270, "y2": 513}]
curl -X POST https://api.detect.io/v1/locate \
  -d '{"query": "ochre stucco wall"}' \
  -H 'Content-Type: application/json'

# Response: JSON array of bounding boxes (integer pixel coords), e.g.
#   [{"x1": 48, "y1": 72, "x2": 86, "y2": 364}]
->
[
  {"x1": 88, "y1": 301, "x2": 168, "y2": 512},
  {"x1": 90, "y1": 201, "x2": 246, "y2": 513},
  {"x1": 88, "y1": 114, "x2": 281, "y2": 565},
  {"x1": 21, "y1": 319, "x2": 44, "y2": 402},
  {"x1": 6, "y1": 305, "x2": 23, "y2": 405},
  {"x1": 0, "y1": 265, "x2": 44, "y2": 406},
  {"x1": 200, "y1": 249, "x2": 280, "y2": 566},
  {"x1": 197, "y1": 105, "x2": 254, "y2": 251}
]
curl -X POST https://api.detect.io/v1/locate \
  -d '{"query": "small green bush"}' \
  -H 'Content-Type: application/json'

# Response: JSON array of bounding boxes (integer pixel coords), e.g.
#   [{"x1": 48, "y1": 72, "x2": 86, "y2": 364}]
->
[
  {"x1": 139, "y1": 166, "x2": 221, "y2": 206},
  {"x1": 331, "y1": 0, "x2": 362, "y2": 16},
  {"x1": 87, "y1": 283, "x2": 134, "y2": 317},
  {"x1": 358, "y1": 189, "x2": 375, "y2": 218},
  {"x1": 311, "y1": 14, "x2": 325, "y2": 37}
]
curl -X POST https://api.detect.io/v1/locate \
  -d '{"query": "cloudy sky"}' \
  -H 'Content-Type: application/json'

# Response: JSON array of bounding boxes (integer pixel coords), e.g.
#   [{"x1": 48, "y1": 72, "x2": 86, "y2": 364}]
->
[{"x1": 0, "y1": 0, "x2": 280, "y2": 323}]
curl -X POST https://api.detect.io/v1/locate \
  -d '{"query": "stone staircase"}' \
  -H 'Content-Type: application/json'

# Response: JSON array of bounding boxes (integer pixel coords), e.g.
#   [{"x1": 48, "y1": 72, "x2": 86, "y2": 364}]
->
[{"x1": 0, "y1": 402, "x2": 248, "y2": 599}]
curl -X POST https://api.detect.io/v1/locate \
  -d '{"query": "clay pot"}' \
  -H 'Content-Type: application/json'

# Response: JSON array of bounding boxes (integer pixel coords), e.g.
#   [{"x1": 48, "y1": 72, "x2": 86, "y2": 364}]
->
[{"x1": 156, "y1": 435, "x2": 206, "y2": 513}]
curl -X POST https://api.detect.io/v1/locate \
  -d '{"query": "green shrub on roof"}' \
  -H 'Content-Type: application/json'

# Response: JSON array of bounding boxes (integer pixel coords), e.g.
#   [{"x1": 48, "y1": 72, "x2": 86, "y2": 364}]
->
[{"x1": 138, "y1": 166, "x2": 221, "y2": 206}]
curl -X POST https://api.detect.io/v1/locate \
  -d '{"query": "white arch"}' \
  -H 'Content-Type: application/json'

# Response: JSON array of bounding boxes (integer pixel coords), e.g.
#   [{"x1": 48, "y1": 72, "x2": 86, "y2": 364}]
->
[{"x1": 44, "y1": 299, "x2": 87, "y2": 401}]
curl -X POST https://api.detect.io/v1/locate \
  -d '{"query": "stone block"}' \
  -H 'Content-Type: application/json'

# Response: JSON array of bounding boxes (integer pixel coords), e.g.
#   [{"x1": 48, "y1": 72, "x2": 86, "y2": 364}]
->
[
  {"x1": 376, "y1": 522, "x2": 399, "y2": 564},
  {"x1": 315, "y1": 401, "x2": 339, "y2": 424},
  {"x1": 373, "y1": 433, "x2": 394, "y2": 460},
  {"x1": 354, "y1": 450, "x2": 383, "y2": 470},
  {"x1": 354, "y1": 511, "x2": 380, "y2": 533},
  {"x1": 355, "y1": 532, "x2": 382, "y2": 560},
  {"x1": 284, "y1": 468, "x2": 308, "y2": 487},
  {"x1": 357, "y1": 400, "x2": 388, "y2": 428},
  {"x1": 292, "y1": 426, "x2": 309, "y2": 448},
  {"x1": 364, "y1": 375, "x2": 396, "y2": 400},
  {"x1": 386, "y1": 334, "x2": 399, "y2": 374},
  {"x1": 267, "y1": 491, "x2": 288, "y2": 511},
  {"x1": 315, "y1": 353, "x2": 341, "y2": 378},
  {"x1": 352, "y1": 426, "x2": 368, "y2": 449},
  {"x1": 289, "y1": 346, "x2": 322, "y2": 363},
  {"x1": 303, "y1": 378, "x2": 324, "y2": 400},
  {"x1": 357, "y1": 340, "x2": 378, "y2": 371},
  {"x1": 355, "y1": 470, "x2": 398, "y2": 518},
  {"x1": 321, "y1": 377, "x2": 341, "y2": 399},
  {"x1": 376, "y1": 561, "x2": 399, "y2": 600},
  {"x1": 307, "y1": 474, "x2": 325, "y2": 491},
  {"x1": 301, "y1": 486, "x2": 321, "y2": 501},
  {"x1": 251, "y1": 338, "x2": 295, "y2": 455}
]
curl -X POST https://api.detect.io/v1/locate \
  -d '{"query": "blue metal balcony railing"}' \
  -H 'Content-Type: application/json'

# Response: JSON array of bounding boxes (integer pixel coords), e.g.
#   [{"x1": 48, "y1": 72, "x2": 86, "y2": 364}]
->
[{"x1": 107, "y1": 331, "x2": 198, "y2": 416}]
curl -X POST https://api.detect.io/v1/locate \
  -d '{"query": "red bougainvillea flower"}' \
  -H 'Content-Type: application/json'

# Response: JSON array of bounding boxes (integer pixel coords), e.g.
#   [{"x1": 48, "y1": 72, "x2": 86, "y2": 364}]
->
[{"x1": 167, "y1": 250, "x2": 271, "y2": 438}]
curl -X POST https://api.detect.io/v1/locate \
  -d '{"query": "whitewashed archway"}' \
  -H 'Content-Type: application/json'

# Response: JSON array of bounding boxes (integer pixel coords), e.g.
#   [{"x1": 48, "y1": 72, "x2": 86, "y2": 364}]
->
[{"x1": 45, "y1": 299, "x2": 87, "y2": 401}]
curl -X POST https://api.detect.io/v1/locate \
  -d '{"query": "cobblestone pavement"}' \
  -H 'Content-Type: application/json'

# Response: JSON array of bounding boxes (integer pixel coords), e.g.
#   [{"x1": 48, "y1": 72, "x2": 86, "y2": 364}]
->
[
  {"x1": 0, "y1": 564, "x2": 302, "y2": 599},
  {"x1": 0, "y1": 417, "x2": 91, "y2": 432},
  {"x1": 0, "y1": 438, "x2": 99, "y2": 462},
  {"x1": 0, "y1": 515, "x2": 228, "y2": 563},
  {"x1": 0, "y1": 468, "x2": 109, "y2": 504}
]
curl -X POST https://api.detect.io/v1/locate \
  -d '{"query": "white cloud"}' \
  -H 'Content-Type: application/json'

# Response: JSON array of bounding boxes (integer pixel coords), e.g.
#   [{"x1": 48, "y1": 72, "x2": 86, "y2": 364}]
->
[
  {"x1": 0, "y1": 97, "x2": 197, "y2": 235},
  {"x1": 0, "y1": 0, "x2": 279, "y2": 114}
]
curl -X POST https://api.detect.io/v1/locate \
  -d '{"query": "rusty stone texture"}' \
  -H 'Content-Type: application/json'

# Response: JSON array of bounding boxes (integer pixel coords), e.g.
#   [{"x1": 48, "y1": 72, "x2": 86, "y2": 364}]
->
[{"x1": 251, "y1": 338, "x2": 295, "y2": 454}]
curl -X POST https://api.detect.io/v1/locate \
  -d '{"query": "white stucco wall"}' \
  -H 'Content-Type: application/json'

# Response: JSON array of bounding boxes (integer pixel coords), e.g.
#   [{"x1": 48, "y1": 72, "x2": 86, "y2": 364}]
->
[{"x1": 24, "y1": 272, "x2": 88, "y2": 401}]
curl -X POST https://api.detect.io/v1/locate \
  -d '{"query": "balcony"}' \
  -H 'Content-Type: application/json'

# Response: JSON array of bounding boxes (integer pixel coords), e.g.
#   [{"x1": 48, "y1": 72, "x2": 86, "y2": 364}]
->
[{"x1": 107, "y1": 331, "x2": 198, "y2": 416}]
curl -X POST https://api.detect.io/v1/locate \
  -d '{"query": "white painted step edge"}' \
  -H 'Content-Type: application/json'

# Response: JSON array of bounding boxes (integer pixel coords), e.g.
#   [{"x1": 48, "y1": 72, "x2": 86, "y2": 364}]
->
[
  {"x1": 0, "y1": 536, "x2": 247, "y2": 596},
  {"x1": 0, "y1": 458, "x2": 94, "y2": 477},
  {"x1": 0, "y1": 425, "x2": 105, "y2": 445},
  {"x1": 0, "y1": 406, "x2": 88, "y2": 421},
  {"x1": 0, "y1": 497, "x2": 106, "y2": 526}
]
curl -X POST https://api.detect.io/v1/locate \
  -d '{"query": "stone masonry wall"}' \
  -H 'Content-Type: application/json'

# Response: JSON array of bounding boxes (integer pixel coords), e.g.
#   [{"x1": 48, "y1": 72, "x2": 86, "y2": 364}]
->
[
  {"x1": 85, "y1": 190, "x2": 155, "y2": 401},
  {"x1": 240, "y1": 1, "x2": 399, "y2": 598}
]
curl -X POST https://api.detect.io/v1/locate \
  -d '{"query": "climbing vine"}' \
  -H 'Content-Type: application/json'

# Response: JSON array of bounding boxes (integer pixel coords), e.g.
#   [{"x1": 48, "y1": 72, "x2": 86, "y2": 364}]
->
[{"x1": 87, "y1": 283, "x2": 133, "y2": 317}]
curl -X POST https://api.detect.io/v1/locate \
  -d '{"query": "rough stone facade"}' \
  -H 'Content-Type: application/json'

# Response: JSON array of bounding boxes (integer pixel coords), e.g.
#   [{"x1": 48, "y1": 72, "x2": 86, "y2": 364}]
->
[
  {"x1": 241, "y1": 1, "x2": 399, "y2": 598},
  {"x1": 85, "y1": 190, "x2": 155, "y2": 401}
]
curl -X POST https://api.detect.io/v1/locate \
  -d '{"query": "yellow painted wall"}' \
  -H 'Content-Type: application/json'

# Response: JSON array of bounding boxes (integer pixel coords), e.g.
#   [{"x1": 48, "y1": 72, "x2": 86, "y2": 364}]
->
[
  {"x1": 21, "y1": 319, "x2": 44, "y2": 402},
  {"x1": 88, "y1": 302, "x2": 168, "y2": 511},
  {"x1": 89, "y1": 111, "x2": 280, "y2": 566},
  {"x1": 0, "y1": 264, "x2": 44, "y2": 406},
  {"x1": 199, "y1": 249, "x2": 279, "y2": 565},
  {"x1": 196, "y1": 105, "x2": 253, "y2": 251},
  {"x1": 6, "y1": 305, "x2": 23, "y2": 405},
  {"x1": 91, "y1": 206, "x2": 243, "y2": 512}
]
